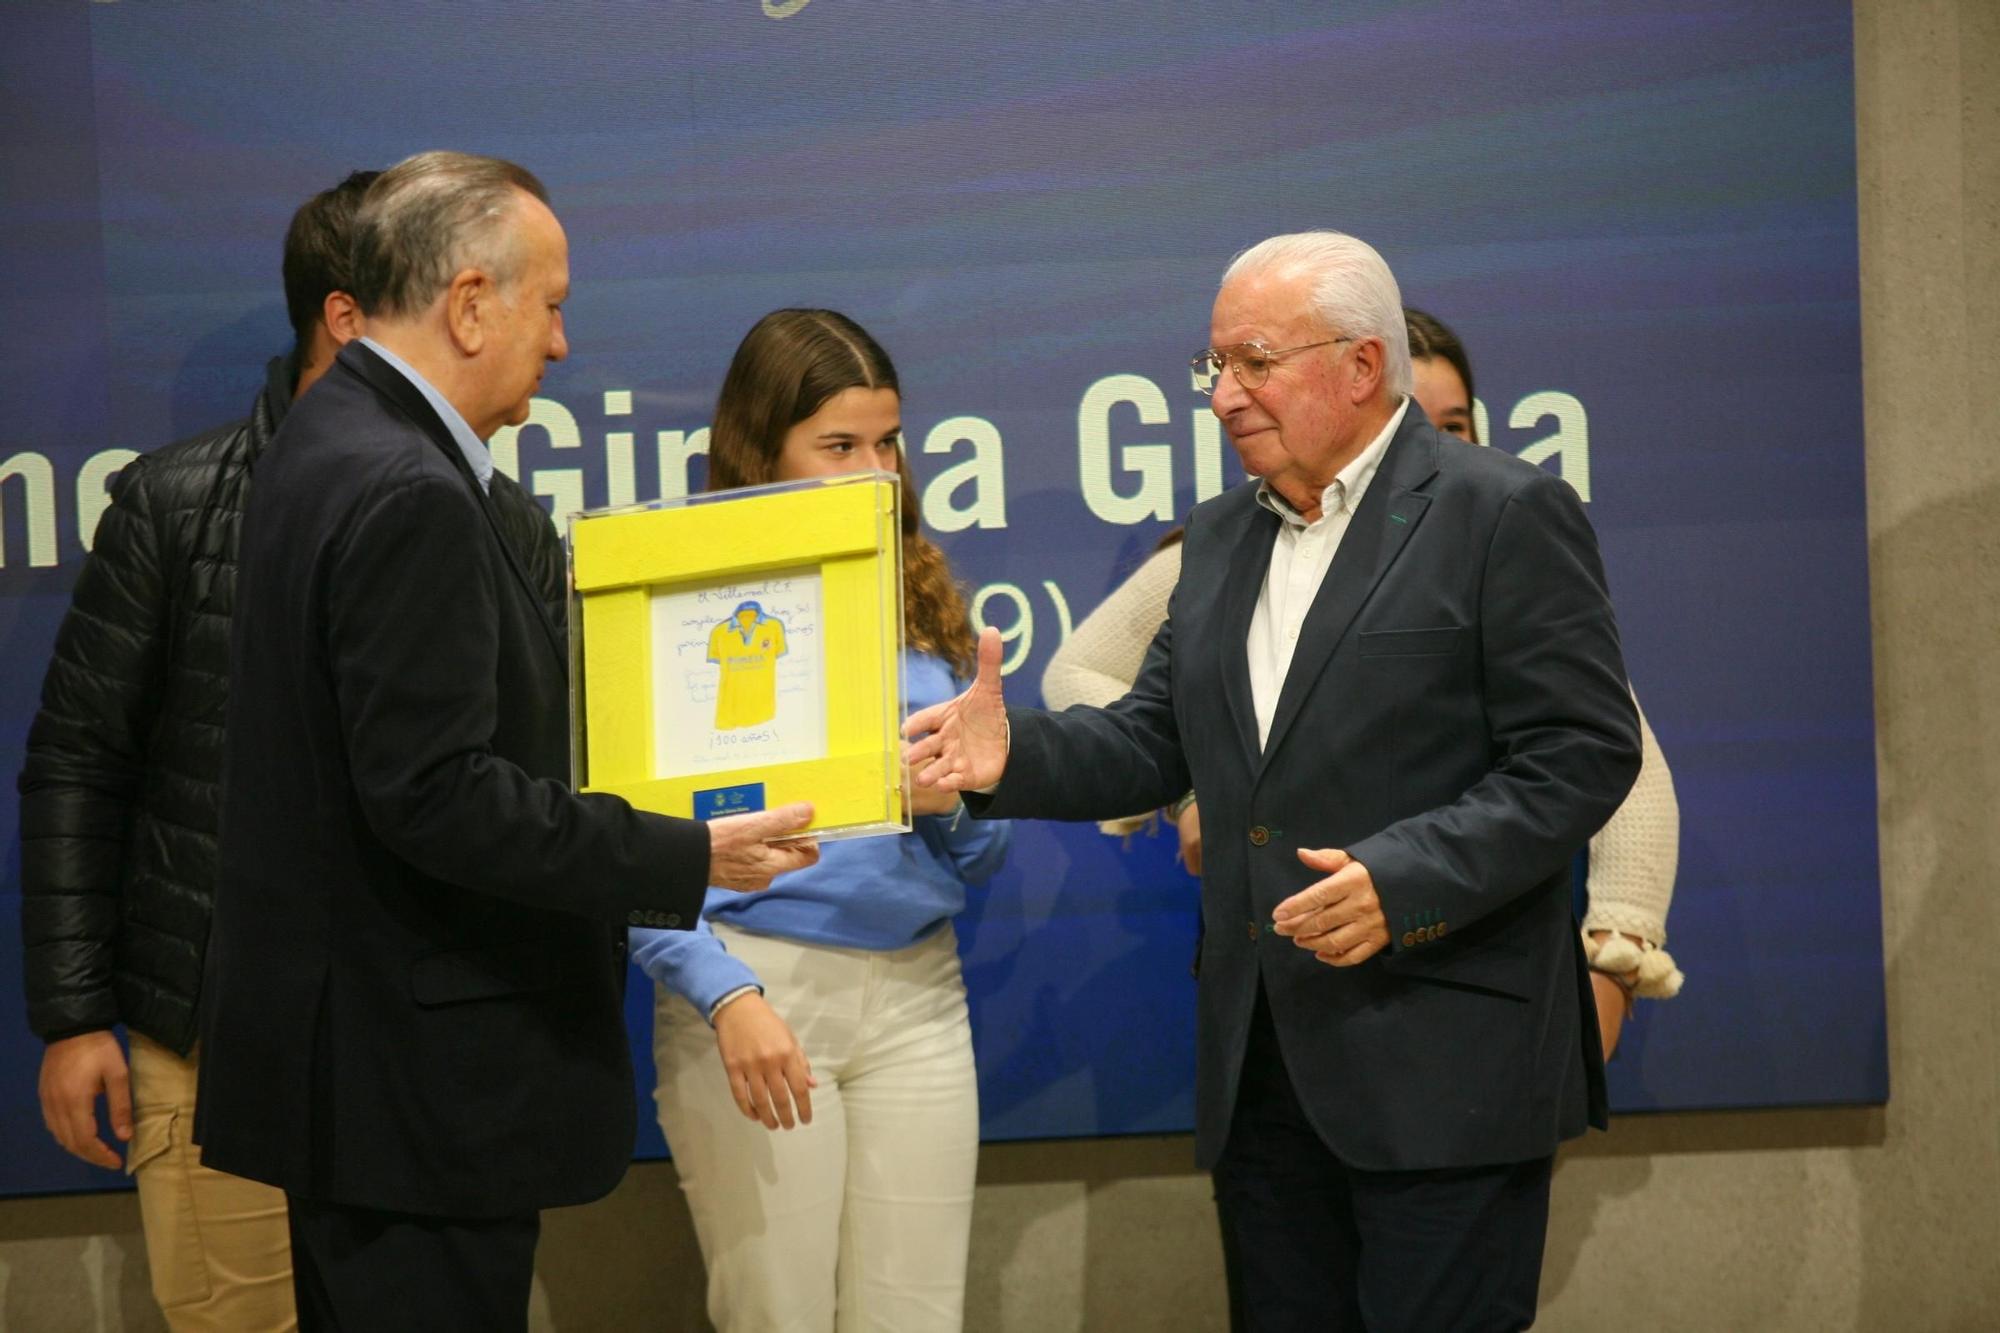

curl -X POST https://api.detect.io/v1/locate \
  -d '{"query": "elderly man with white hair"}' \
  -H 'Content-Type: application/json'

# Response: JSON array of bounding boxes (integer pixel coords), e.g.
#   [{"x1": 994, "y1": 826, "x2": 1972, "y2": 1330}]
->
[{"x1": 908, "y1": 231, "x2": 1640, "y2": 1331}]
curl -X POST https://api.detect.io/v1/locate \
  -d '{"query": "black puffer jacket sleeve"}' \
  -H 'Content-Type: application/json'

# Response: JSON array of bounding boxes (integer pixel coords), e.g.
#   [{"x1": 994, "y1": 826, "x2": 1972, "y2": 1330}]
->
[{"x1": 18, "y1": 455, "x2": 172, "y2": 1041}]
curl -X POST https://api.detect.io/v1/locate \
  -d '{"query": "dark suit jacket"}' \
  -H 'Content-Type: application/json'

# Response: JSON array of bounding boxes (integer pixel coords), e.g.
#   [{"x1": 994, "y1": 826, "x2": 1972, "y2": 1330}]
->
[
  {"x1": 197, "y1": 342, "x2": 711, "y2": 1218},
  {"x1": 982, "y1": 408, "x2": 1641, "y2": 1171}
]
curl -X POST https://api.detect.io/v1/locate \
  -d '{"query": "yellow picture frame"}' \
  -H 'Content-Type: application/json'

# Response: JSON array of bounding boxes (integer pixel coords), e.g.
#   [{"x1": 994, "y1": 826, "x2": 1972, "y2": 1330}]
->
[{"x1": 567, "y1": 471, "x2": 908, "y2": 840}]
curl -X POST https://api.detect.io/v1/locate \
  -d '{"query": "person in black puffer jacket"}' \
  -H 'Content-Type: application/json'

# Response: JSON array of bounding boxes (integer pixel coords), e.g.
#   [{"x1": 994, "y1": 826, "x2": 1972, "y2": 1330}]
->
[{"x1": 17, "y1": 170, "x2": 566, "y2": 1333}]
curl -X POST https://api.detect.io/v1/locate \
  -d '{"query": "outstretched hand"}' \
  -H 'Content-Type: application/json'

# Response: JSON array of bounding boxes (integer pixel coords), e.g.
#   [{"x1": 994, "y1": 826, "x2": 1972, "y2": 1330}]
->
[
  {"x1": 708, "y1": 802, "x2": 819, "y2": 891},
  {"x1": 903, "y1": 627, "x2": 1010, "y2": 793}
]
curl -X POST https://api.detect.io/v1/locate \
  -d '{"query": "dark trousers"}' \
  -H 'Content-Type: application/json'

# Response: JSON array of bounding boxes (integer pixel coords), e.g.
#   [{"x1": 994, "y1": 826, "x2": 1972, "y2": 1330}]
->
[
  {"x1": 286, "y1": 1194, "x2": 540, "y2": 1332},
  {"x1": 1212, "y1": 990, "x2": 1553, "y2": 1333}
]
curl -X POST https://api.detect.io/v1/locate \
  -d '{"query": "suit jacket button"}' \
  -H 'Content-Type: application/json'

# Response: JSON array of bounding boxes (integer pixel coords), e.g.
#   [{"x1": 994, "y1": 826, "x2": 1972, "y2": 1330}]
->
[
  {"x1": 1401, "y1": 931, "x2": 1417, "y2": 948},
  {"x1": 1247, "y1": 921, "x2": 1260, "y2": 942},
  {"x1": 1435, "y1": 921, "x2": 1448, "y2": 937},
  {"x1": 627, "y1": 910, "x2": 645, "y2": 926},
  {"x1": 664, "y1": 913, "x2": 681, "y2": 928},
  {"x1": 1249, "y1": 825, "x2": 1270, "y2": 846}
]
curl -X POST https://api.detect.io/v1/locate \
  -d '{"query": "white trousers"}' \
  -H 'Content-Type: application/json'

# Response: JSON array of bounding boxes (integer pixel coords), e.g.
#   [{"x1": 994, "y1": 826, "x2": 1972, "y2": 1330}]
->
[{"x1": 654, "y1": 922, "x2": 980, "y2": 1333}]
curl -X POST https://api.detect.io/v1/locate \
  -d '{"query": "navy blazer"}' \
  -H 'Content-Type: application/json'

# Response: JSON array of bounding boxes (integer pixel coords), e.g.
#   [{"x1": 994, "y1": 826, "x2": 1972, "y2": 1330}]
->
[
  {"x1": 982, "y1": 407, "x2": 1640, "y2": 1171},
  {"x1": 197, "y1": 342, "x2": 711, "y2": 1217}
]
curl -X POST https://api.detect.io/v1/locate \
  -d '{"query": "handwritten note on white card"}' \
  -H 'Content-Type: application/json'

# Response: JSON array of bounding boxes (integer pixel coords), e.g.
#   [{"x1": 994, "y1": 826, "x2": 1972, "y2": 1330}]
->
[{"x1": 651, "y1": 569, "x2": 827, "y2": 777}]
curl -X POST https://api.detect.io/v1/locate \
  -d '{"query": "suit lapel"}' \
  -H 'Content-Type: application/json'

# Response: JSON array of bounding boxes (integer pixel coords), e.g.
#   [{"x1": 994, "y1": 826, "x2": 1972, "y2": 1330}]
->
[
  {"x1": 341, "y1": 343, "x2": 567, "y2": 669},
  {"x1": 1217, "y1": 502, "x2": 1280, "y2": 770},
  {"x1": 1256, "y1": 416, "x2": 1439, "y2": 777},
  {"x1": 487, "y1": 499, "x2": 568, "y2": 669}
]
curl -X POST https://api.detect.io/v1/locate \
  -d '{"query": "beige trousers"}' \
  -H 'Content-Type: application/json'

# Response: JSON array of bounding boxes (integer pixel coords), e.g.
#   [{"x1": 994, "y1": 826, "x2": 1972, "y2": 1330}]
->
[
  {"x1": 127, "y1": 1034, "x2": 296, "y2": 1332},
  {"x1": 654, "y1": 923, "x2": 980, "y2": 1333}
]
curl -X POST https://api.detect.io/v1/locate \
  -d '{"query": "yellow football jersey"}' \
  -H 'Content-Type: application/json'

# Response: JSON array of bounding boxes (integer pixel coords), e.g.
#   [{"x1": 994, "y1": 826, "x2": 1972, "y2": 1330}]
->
[{"x1": 708, "y1": 612, "x2": 788, "y2": 730}]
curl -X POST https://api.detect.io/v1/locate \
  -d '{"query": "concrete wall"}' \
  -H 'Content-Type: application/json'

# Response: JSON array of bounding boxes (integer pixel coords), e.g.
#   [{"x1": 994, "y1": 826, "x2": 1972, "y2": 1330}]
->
[{"x1": 4, "y1": 1, "x2": 1995, "y2": 1327}]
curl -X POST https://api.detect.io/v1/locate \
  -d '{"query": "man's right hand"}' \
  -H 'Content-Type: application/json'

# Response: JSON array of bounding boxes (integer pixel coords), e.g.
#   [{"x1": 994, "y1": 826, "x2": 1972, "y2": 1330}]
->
[
  {"x1": 903, "y1": 626, "x2": 1010, "y2": 793},
  {"x1": 707, "y1": 802, "x2": 819, "y2": 891},
  {"x1": 39, "y1": 1031, "x2": 132, "y2": 1170}
]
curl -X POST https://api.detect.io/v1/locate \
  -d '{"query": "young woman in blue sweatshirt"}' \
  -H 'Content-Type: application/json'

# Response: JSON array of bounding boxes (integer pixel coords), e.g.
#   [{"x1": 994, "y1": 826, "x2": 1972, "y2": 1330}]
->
[{"x1": 631, "y1": 309, "x2": 1010, "y2": 1333}]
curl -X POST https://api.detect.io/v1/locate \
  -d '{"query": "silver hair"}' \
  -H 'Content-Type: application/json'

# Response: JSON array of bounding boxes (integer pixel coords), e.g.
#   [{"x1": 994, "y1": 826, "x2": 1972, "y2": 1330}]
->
[
  {"x1": 350, "y1": 150, "x2": 549, "y2": 319},
  {"x1": 1222, "y1": 232, "x2": 1413, "y2": 396}
]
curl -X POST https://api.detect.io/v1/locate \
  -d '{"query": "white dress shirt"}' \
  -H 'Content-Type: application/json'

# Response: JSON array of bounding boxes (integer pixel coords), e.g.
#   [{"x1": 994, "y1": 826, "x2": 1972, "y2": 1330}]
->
[{"x1": 1247, "y1": 397, "x2": 1409, "y2": 749}]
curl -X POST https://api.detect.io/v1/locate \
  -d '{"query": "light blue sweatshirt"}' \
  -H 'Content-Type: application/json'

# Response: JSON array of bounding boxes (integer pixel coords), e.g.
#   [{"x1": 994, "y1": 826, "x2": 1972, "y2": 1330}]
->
[{"x1": 630, "y1": 650, "x2": 1012, "y2": 1018}]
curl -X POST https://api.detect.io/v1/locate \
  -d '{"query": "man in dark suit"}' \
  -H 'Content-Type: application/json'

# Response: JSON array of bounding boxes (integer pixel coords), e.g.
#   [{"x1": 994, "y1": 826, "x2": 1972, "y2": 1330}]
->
[
  {"x1": 908, "y1": 231, "x2": 1641, "y2": 1331},
  {"x1": 197, "y1": 151, "x2": 818, "y2": 1331}
]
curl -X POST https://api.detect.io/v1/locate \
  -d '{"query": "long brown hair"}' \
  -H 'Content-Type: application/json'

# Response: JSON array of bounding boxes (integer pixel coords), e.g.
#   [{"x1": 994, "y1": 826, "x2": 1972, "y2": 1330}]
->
[{"x1": 706, "y1": 309, "x2": 977, "y2": 677}]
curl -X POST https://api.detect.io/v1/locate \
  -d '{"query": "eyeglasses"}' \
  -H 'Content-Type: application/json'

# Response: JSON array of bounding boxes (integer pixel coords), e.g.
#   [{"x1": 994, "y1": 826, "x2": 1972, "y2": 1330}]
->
[{"x1": 1188, "y1": 337, "x2": 1352, "y2": 395}]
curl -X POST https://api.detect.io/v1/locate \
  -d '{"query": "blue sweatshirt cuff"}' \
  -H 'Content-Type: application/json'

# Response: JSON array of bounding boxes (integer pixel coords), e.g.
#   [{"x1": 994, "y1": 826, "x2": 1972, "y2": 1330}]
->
[
  {"x1": 629, "y1": 923, "x2": 762, "y2": 1021},
  {"x1": 686, "y1": 955, "x2": 763, "y2": 1022}
]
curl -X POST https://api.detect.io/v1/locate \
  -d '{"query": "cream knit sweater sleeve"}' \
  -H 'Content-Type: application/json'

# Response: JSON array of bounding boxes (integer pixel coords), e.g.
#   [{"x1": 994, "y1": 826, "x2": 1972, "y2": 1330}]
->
[
  {"x1": 1580, "y1": 696, "x2": 1685, "y2": 997},
  {"x1": 1040, "y1": 542, "x2": 1182, "y2": 712}
]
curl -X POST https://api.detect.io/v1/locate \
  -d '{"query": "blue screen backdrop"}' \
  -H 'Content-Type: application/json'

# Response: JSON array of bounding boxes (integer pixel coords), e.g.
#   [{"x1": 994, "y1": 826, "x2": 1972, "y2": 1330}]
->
[{"x1": 0, "y1": 0, "x2": 1882, "y2": 1196}]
